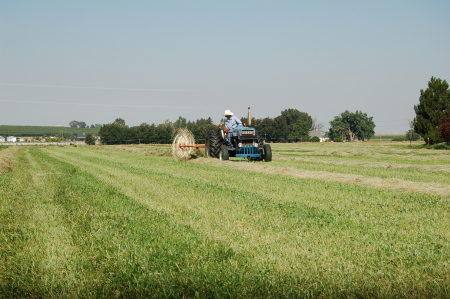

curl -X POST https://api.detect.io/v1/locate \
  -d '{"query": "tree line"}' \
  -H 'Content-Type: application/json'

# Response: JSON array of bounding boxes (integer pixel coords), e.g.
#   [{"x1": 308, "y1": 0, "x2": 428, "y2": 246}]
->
[
  {"x1": 98, "y1": 110, "x2": 319, "y2": 145},
  {"x1": 69, "y1": 120, "x2": 102, "y2": 129},
  {"x1": 97, "y1": 109, "x2": 376, "y2": 145},
  {"x1": 94, "y1": 76, "x2": 449, "y2": 145},
  {"x1": 97, "y1": 117, "x2": 217, "y2": 145}
]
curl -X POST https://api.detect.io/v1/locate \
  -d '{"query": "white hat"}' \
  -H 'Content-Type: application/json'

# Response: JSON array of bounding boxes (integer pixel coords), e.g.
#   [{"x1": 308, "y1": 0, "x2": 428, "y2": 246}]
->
[{"x1": 224, "y1": 109, "x2": 233, "y2": 116}]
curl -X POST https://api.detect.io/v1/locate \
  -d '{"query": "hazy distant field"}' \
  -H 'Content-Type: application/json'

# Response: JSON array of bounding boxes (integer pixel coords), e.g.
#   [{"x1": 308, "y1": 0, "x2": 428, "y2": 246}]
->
[
  {"x1": 1, "y1": 142, "x2": 449, "y2": 298},
  {"x1": 0, "y1": 125, "x2": 99, "y2": 137}
]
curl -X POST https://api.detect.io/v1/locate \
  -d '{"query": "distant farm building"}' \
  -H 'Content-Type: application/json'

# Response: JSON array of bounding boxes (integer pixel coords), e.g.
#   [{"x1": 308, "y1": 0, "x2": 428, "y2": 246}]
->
[
  {"x1": 6, "y1": 136, "x2": 17, "y2": 142},
  {"x1": 0, "y1": 136, "x2": 5, "y2": 142},
  {"x1": 309, "y1": 131, "x2": 329, "y2": 142}
]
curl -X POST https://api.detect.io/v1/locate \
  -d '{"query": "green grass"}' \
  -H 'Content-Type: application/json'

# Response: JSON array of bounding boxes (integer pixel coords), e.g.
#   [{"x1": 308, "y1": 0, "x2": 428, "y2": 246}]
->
[
  {"x1": 0, "y1": 125, "x2": 99, "y2": 137},
  {"x1": 1, "y1": 144, "x2": 449, "y2": 298}
]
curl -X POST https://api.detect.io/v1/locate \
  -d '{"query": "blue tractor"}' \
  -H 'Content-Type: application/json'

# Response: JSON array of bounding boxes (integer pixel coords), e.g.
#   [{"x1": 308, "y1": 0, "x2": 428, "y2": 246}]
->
[{"x1": 205, "y1": 124, "x2": 272, "y2": 162}]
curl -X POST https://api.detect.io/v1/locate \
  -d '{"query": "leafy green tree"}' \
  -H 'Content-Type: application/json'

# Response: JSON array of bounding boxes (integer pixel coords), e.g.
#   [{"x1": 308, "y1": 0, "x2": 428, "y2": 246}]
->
[
  {"x1": 252, "y1": 118, "x2": 272, "y2": 141},
  {"x1": 69, "y1": 120, "x2": 78, "y2": 128},
  {"x1": 195, "y1": 117, "x2": 214, "y2": 126},
  {"x1": 84, "y1": 133, "x2": 96, "y2": 145},
  {"x1": 135, "y1": 122, "x2": 157, "y2": 144},
  {"x1": 113, "y1": 118, "x2": 126, "y2": 126},
  {"x1": 253, "y1": 116, "x2": 288, "y2": 143},
  {"x1": 328, "y1": 110, "x2": 375, "y2": 141},
  {"x1": 174, "y1": 116, "x2": 187, "y2": 128},
  {"x1": 99, "y1": 120, "x2": 129, "y2": 145},
  {"x1": 413, "y1": 77, "x2": 450, "y2": 144},
  {"x1": 78, "y1": 121, "x2": 87, "y2": 129},
  {"x1": 187, "y1": 121, "x2": 216, "y2": 144},
  {"x1": 156, "y1": 120, "x2": 174, "y2": 144},
  {"x1": 279, "y1": 109, "x2": 312, "y2": 142}
]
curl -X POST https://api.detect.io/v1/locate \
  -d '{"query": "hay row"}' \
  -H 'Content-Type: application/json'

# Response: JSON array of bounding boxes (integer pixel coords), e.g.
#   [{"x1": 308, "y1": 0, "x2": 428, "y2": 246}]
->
[{"x1": 0, "y1": 146, "x2": 21, "y2": 175}]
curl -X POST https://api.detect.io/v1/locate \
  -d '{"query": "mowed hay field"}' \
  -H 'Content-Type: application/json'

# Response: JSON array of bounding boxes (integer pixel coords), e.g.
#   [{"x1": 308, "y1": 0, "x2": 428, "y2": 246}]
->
[{"x1": 0, "y1": 142, "x2": 449, "y2": 298}]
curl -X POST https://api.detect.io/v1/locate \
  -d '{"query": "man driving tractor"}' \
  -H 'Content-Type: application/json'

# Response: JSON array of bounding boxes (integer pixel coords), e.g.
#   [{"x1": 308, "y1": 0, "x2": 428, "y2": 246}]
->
[{"x1": 223, "y1": 109, "x2": 242, "y2": 145}]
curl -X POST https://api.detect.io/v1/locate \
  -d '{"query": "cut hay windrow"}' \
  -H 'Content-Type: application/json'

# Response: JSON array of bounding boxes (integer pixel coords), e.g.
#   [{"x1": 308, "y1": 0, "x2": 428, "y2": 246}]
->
[
  {"x1": 0, "y1": 146, "x2": 21, "y2": 174},
  {"x1": 1, "y1": 143, "x2": 449, "y2": 298}
]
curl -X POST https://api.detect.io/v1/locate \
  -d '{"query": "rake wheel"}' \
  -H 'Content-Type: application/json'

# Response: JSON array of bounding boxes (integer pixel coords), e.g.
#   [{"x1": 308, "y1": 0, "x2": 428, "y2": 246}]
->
[{"x1": 172, "y1": 128, "x2": 195, "y2": 160}]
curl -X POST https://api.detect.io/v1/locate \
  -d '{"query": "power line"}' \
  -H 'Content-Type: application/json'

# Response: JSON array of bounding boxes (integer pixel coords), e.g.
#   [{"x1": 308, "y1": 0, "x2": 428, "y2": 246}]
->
[
  {"x1": 0, "y1": 99, "x2": 204, "y2": 109},
  {"x1": 0, "y1": 82, "x2": 240, "y2": 93}
]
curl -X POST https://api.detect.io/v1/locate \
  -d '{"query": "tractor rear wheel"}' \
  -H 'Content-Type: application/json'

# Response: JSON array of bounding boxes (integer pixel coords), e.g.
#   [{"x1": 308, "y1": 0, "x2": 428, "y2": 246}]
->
[
  {"x1": 263, "y1": 144, "x2": 272, "y2": 162},
  {"x1": 205, "y1": 130, "x2": 222, "y2": 158},
  {"x1": 219, "y1": 145, "x2": 229, "y2": 160}
]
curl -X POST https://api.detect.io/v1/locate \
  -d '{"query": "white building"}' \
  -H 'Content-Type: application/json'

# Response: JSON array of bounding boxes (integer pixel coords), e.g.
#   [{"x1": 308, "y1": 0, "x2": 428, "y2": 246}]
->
[
  {"x1": 6, "y1": 136, "x2": 17, "y2": 142},
  {"x1": 309, "y1": 131, "x2": 329, "y2": 142},
  {"x1": 0, "y1": 136, "x2": 5, "y2": 142}
]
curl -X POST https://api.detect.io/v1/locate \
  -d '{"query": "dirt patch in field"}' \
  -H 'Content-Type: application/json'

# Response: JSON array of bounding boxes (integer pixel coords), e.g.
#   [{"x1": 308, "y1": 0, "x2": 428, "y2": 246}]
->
[
  {"x1": 191, "y1": 158, "x2": 450, "y2": 197},
  {"x1": 0, "y1": 147, "x2": 21, "y2": 175}
]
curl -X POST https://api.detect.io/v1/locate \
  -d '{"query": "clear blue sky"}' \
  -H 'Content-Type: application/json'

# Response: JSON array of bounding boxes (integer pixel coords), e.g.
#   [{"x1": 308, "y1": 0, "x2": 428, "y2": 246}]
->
[{"x1": 1, "y1": 0, "x2": 449, "y2": 133}]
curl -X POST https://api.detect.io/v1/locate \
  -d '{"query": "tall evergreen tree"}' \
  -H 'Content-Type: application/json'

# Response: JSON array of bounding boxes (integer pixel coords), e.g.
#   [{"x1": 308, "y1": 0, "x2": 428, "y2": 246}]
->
[{"x1": 413, "y1": 77, "x2": 450, "y2": 144}]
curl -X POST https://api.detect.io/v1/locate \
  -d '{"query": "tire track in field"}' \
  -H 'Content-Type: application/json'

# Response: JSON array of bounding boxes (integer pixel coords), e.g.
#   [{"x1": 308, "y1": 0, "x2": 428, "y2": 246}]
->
[{"x1": 192, "y1": 158, "x2": 450, "y2": 197}]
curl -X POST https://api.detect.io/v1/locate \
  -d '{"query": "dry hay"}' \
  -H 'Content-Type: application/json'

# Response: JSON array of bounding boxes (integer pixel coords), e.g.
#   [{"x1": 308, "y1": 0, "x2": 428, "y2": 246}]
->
[
  {"x1": 0, "y1": 146, "x2": 21, "y2": 175},
  {"x1": 191, "y1": 158, "x2": 450, "y2": 197},
  {"x1": 172, "y1": 128, "x2": 196, "y2": 160},
  {"x1": 88, "y1": 144, "x2": 172, "y2": 156},
  {"x1": 275, "y1": 156, "x2": 450, "y2": 173}
]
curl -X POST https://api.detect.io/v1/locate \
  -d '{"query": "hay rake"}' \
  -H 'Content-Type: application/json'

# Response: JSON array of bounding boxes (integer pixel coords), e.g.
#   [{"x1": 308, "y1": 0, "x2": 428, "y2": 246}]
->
[{"x1": 172, "y1": 128, "x2": 205, "y2": 160}]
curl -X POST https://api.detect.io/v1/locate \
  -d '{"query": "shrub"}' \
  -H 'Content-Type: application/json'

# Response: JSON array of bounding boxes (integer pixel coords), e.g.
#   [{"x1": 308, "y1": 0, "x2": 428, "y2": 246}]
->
[
  {"x1": 85, "y1": 133, "x2": 96, "y2": 145},
  {"x1": 433, "y1": 143, "x2": 450, "y2": 150},
  {"x1": 392, "y1": 137, "x2": 407, "y2": 141}
]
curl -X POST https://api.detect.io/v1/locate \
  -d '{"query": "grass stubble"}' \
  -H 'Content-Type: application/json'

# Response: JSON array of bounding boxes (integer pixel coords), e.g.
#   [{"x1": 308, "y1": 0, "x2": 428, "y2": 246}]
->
[{"x1": 0, "y1": 142, "x2": 449, "y2": 298}]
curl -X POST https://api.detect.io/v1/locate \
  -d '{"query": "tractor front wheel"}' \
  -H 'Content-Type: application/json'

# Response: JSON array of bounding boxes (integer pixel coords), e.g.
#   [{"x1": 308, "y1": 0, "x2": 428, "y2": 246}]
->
[
  {"x1": 263, "y1": 144, "x2": 272, "y2": 162},
  {"x1": 219, "y1": 145, "x2": 229, "y2": 160}
]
